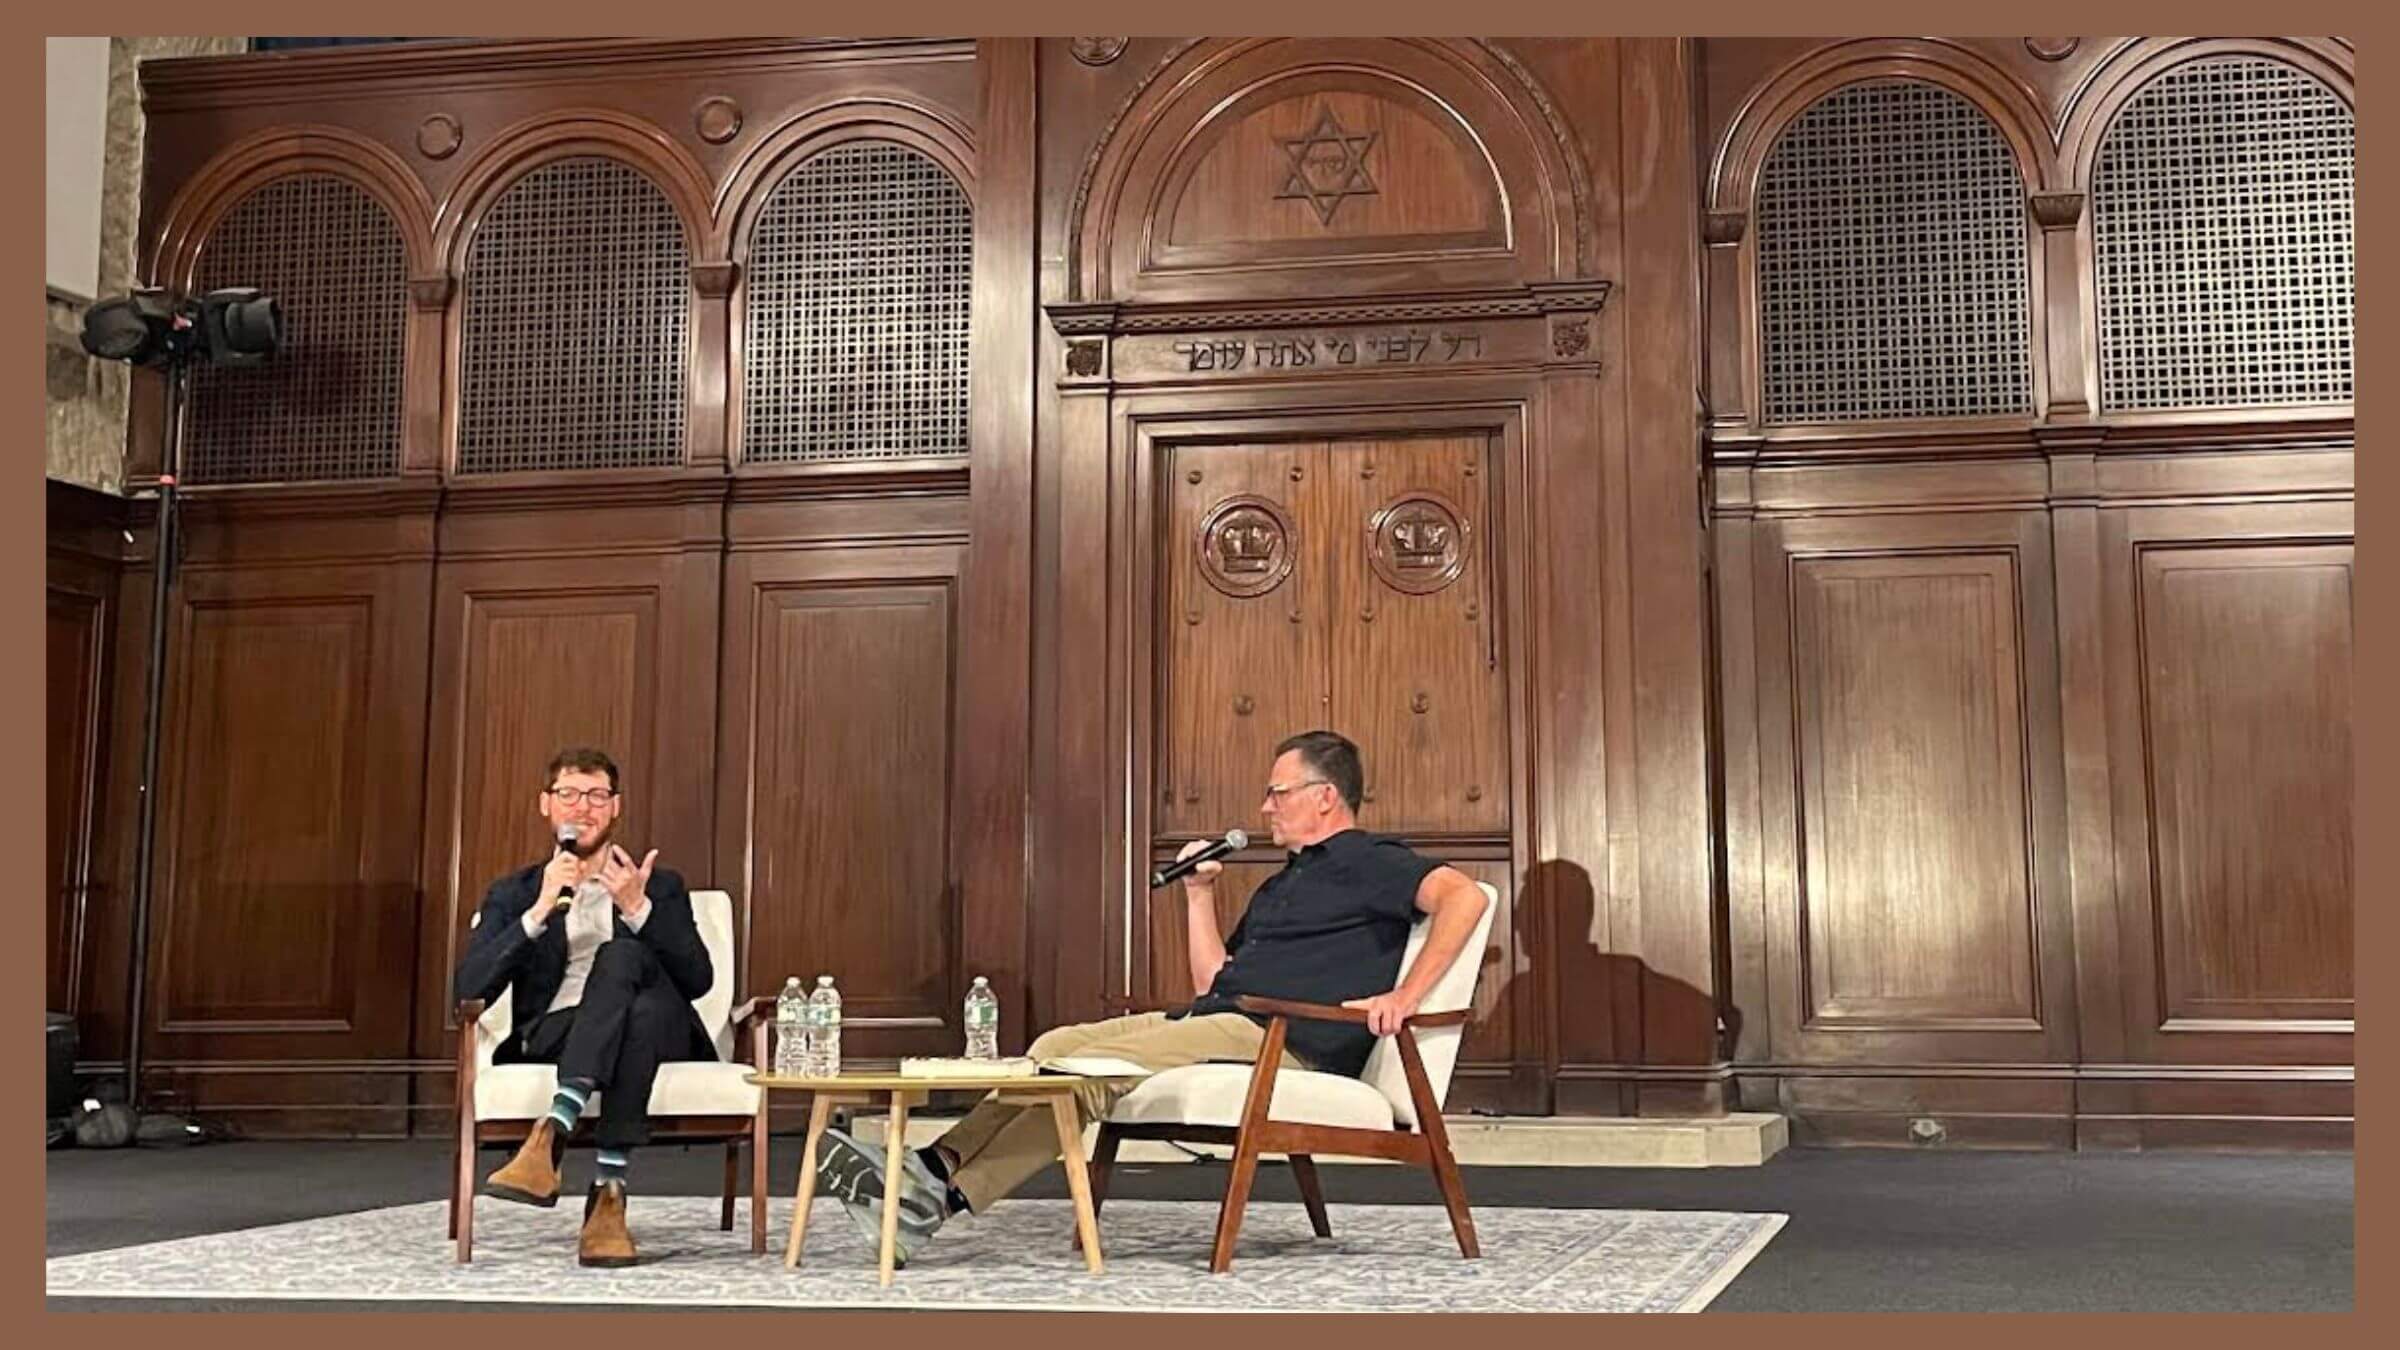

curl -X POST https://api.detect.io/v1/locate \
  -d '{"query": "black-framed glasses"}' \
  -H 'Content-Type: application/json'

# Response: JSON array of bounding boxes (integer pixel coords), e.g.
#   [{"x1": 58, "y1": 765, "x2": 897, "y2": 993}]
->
[
  {"x1": 547, "y1": 786, "x2": 618, "y2": 807},
  {"x1": 1262, "y1": 778, "x2": 1330, "y2": 802}
]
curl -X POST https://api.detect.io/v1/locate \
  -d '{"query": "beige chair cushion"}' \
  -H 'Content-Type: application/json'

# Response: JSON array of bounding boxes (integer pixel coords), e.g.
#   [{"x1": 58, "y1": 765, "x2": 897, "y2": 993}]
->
[
  {"x1": 1105, "y1": 880, "x2": 1501, "y2": 1132},
  {"x1": 470, "y1": 889, "x2": 755, "y2": 1122},
  {"x1": 473, "y1": 1060, "x2": 761, "y2": 1121},
  {"x1": 1109, "y1": 1063, "x2": 1396, "y2": 1132}
]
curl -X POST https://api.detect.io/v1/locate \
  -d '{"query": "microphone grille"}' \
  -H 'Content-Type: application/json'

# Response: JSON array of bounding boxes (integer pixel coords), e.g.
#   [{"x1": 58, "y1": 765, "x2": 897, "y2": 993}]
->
[
  {"x1": 1224, "y1": 828, "x2": 1249, "y2": 850},
  {"x1": 557, "y1": 823, "x2": 579, "y2": 845}
]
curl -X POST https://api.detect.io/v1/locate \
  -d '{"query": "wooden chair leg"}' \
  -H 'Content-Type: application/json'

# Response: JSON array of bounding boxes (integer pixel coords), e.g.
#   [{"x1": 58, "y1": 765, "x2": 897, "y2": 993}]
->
[
  {"x1": 1289, "y1": 1154, "x2": 1332, "y2": 1238},
  {"x1": 453, "y1": 1126, "x2": 477, "y2": 1264},
  {"x1": 1211, "y1": 1016, "x2": 1289, "y2": 1274},
  {"x1": 1090, "y1": 1123, "x2": 1121, "y2": 1215},
  {"x1": 719, "y1": 1140, "x2": 738, "y2": 1232},
  {"x1": 446, "y1": 1132, "x2": 460, "y2": 1240},
  {"x1": 1396, "y1": 1028, "x2": 1479, "y2": 1260},
  {"x1": 1211, "y1": 1129, "x2": 1266, "y2": 1274},
  {"x1": 750, "y1": 1106, "x2": 770, "y2": 1254},
  {"x1": 1073, "y1": 1123, "x2": 1122, "y2": 1253}
]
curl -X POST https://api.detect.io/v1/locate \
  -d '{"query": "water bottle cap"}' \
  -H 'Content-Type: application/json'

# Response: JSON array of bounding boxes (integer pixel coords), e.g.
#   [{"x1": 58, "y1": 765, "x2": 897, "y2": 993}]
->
[
  {"x1": 972, "y1": 976, "x2": 988, "y2": 987},
  {"x1": 785, "y1": 976, "x2": 802, "y2": 988},
  {"x1": 816, "y1": 974, "x2": 834, "y2": 986}
]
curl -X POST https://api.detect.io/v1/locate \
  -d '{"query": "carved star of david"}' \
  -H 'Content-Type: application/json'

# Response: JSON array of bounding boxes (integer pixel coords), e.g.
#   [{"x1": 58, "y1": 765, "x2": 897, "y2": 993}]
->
[{"x1": 1274, "y1": 106, "x2": 1380, "y2": 225}]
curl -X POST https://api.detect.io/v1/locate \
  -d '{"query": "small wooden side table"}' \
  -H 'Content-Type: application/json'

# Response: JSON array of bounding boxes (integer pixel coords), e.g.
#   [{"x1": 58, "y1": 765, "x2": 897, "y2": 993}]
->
[{"x1": 747, "y1": 1070, "x2": 1113, "y2": 1286}]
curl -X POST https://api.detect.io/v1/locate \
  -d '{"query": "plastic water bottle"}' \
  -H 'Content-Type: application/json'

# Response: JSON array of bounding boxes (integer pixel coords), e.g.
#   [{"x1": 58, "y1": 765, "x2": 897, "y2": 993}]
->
[
  {"x1": 773, "y1": 977, "x2": 806, "y2": 1076},
  {"x1": 964, "y1": 976, "x2": 999, "y2": 1061},
  {"x1": 806, "y1": 975, "x2": 842, "y2": 1077}
]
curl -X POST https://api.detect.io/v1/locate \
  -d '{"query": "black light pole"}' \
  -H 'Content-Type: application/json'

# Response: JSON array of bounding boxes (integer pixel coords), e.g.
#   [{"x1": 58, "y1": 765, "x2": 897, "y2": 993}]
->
[
  {"x1": 75, "y1": 286, "x2": 279, "y2": 1146},
  {"x1": 120, "y1": 356, "x2": 189, "y2": 1116}
]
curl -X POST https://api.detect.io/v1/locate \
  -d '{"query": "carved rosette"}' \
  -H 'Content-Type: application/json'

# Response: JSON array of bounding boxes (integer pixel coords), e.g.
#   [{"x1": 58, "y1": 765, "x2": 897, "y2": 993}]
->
[
  {"x1": 417, "y1": 114, "x2": 462, "y2": 160},
  {"x1": 1197, "y1": 495, "x2": 1296, "y2": 598},
  {"x1": 694, "y1": 96, "x2": 744, "y2": 145},
  {"x1": 1070, "y1": 37, "x2": 1129, "y2": 66}
]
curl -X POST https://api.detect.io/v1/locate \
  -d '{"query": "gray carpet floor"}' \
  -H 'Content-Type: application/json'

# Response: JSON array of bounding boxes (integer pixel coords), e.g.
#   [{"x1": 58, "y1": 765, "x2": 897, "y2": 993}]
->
[{"x1": 45, "y1": 1137, "x2": 2352, "y2": 1312}]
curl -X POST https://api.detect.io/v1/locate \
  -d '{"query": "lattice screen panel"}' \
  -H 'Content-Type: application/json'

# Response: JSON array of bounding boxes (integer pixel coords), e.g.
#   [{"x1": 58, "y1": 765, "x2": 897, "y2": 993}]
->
[
  {"x1": 458, "y1": 157, "x2": 690, "y2": 473},
  {"x1": 184, "y1": 174, "x2": 406, "y2": 484},
  {"x1": 2094, "y1": 57, "x2": 2354, "y2": 411},
  {"x1": 741, "y1": 141, "x2": 971, "y2": 463},
  {"x1": 1756, "y1": 80, "x2": 2033, "y2": 424}
]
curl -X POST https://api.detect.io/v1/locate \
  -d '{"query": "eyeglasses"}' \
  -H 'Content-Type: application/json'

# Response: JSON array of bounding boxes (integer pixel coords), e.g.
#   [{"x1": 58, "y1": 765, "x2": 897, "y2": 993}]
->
[
  {"x1": 1262, "y1": 779, "x2": 1329, "y2": 802},
  {"x1": 547, "y1": 786, "x2": 618, "y2": 806}
]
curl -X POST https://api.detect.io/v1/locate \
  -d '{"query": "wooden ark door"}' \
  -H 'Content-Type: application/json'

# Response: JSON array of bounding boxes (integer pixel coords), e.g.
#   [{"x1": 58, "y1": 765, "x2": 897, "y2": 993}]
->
[{"x1": 1152, "y1": 433, "x2": 1508, "y2": 1002}]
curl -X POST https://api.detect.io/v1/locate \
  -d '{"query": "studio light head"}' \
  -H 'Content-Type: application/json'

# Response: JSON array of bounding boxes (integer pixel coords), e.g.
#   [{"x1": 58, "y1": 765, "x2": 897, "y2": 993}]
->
[{"x1": 78, "y1": 286, "x2": 281, "y2": 368}]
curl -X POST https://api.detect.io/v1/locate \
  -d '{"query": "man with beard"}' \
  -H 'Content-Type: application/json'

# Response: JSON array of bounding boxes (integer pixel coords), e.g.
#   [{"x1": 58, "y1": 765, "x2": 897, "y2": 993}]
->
[{"x1": 454, "y1": 747, "x2": 716, "y2": 1266}]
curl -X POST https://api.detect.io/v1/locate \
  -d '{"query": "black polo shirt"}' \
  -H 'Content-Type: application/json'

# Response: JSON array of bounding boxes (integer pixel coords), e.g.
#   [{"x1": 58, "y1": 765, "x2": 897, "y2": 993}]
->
[{"x1": 1176, "y1": 828, "x2": 1439, "y2": 1078}]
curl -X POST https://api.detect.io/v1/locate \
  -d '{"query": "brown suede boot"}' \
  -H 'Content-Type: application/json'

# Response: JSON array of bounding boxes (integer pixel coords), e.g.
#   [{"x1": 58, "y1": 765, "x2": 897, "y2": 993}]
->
[
  {"x1": 484, "y1": 1118, "x2": 563, "y2": 1208},
  {"x1": 578, "y1": 1179, "x2": 638, "y2": 1268}
]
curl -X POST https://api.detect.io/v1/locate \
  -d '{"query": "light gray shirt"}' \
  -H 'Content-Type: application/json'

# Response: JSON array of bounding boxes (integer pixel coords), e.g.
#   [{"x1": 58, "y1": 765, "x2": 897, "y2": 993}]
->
[{"x1": 523, "y1": 875, "x2": 653, "y2": 1015}]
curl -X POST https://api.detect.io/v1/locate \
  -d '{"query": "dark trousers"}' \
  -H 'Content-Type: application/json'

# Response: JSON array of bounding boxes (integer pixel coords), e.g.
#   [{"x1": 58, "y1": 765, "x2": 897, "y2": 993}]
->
[{"x1": 506, "y1": 938, "x2": 711, "y2": 1150}]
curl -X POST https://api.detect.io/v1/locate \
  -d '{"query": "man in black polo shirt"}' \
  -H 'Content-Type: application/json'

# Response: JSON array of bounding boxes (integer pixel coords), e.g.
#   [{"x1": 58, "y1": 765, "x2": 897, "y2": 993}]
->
[{"x1": 810, "y1": 729, "x2": 1490, "y2": 1262}]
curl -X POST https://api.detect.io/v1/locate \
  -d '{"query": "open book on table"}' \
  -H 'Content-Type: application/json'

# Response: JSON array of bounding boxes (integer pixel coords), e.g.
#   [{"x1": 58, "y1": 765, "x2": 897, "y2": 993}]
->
[{"x1": 897, "y1": 1054, "x2": 1158, "y2": 1080}]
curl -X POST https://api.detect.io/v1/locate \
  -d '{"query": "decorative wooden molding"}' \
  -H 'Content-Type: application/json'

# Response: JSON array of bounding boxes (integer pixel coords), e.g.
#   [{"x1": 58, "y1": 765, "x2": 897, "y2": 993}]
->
[
  {"x1": 1703, "y1": 210, "x2": 1748, "y2": 246},
  {"x1": 1473, "y1": 38, "x2": 1596, "y2": 275},
  {"x1": 138, "y1": 38, "x2": 977, "y2": 111},
  {"x1": 1063, "y1": 38, "x2": 1211, "y2": 302},
  {"x1": 147, "y1": 125, "x2": 441, "y2": 282},
  {"x1": 1708, "y1": 38, "x2": 2064, "y2": 209},
  {"x1": 432, "y1": 108, "x2": 720, "y2": 269},
  {"x1": 1526, "y1": 280, "x2": 1614, "y2": 314},
  {"x1": 1064, "y1": 339, "x2": 1104, "y2": 377},
  {"x1": 407, "y1": 274, "x2": 456, "y2": 310},
  {"x1": 2024, "y1": 37, "x2": 2082, "y2": 62},
  {"x1": 691, "y1": 259, "x2": 740, "y2": 298},
  {"x1": 1552, "y1": 318, "x2": 1591, "y2": 358},
  {"x1": 1070, "y1": 38, "x2": 1128, "y2": 67},
  {"x1": 1047, "y1": 285, "x2": 1610, "y2": 338},
  {"x1": 1065, "y1": 38, "x2": 1594, "y2": 300},
  {"x1": 2029, "y1": 191, "x2": 2086, "y2": 230}
]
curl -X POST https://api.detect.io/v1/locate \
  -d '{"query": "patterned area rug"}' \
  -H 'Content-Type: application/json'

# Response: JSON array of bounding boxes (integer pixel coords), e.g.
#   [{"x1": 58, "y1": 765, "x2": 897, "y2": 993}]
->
[{"x1": 46, "y1": 1196, "x2": 1785, "y2": 1313}]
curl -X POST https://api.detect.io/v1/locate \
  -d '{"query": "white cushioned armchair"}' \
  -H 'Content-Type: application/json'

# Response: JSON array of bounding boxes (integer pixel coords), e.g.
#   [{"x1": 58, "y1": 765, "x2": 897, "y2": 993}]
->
[
  {"x1": 1094, "y1": 881, "x2": 1501, "y2": 1272},
  {"x1": 448, "y1": 889, "x2": 771, "y2": 1262}
]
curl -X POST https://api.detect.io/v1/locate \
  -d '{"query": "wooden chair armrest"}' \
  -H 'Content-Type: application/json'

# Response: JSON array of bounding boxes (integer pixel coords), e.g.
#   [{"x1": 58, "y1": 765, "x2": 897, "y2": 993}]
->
[
  {"x1": 1234, "y1": 995, "x2": 1368, "y2": 1025},
  {"x1": 730, "y1": 997, "x2": 775, "y2": 1028},
  {"x1": 1232, "y1": 996, "x2": 1472, "y2": 1030},
  {"x1": 453, "y1": 998, "x2": 486, "y2": 1028}
]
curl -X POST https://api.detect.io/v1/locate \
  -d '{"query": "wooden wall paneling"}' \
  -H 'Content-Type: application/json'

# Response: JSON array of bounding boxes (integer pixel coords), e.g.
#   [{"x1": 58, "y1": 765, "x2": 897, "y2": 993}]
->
[
  {"x1": 1615, "y1": 39, "x2": 1721, "y2": 1106},
  {"x1": 45, "y1": 484, "x2": 126, "y2": 1021},
  {"x1": 2099, "y1": 500, "x2": 2353, "y2": 1067},
  {"x1": 956, "y1": 37, "x2": 1038, "y2": 1051},
  {"x1": 1751, "y1": 507, "x2": 2077, "y2": 1068},
  {"x1": 415, "y1": 485, "x2": 723, "y2": 1070},
  {"x1": 1708, "y1": 480, "x2": 1774, "y2": 1069},
  {"x1": 140, "y1": 550, "x2": 432, "y2": 1083},
  {"x1": 718, "y1": 489, "x2": 969, "y2": 1061}
]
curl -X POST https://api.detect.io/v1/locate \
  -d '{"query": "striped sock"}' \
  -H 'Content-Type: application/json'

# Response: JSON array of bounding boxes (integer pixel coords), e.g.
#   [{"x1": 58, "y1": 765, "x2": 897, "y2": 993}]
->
[
  {"x1": 595, "y1": 1148, "x2": 630, "y2": 1187},
  {"x1": 546, "y1": 1081, "x2": 591, "y2": 1134}
]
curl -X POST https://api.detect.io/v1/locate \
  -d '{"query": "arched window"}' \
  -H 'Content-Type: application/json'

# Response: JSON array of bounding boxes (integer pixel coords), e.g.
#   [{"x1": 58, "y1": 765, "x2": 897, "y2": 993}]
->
[{"x1": 1756, "y1": 81, "x2": 2033, "y2": 424}]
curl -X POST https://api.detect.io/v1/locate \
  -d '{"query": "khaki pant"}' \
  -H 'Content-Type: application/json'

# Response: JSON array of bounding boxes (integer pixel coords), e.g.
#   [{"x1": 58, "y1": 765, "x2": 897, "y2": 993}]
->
[{"x1": 939, "y1": 1011, "x2": 1285, "y2": 1213}]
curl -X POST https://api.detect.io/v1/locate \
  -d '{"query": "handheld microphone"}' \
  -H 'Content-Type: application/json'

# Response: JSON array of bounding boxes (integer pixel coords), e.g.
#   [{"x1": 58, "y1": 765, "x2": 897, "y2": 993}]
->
[
  {"x1": 554, "y1": 824, "x2": 579, "y2": 899},
  {"x1": 1151, "y1": 829, "x2": 1248, "y2": 888}
]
